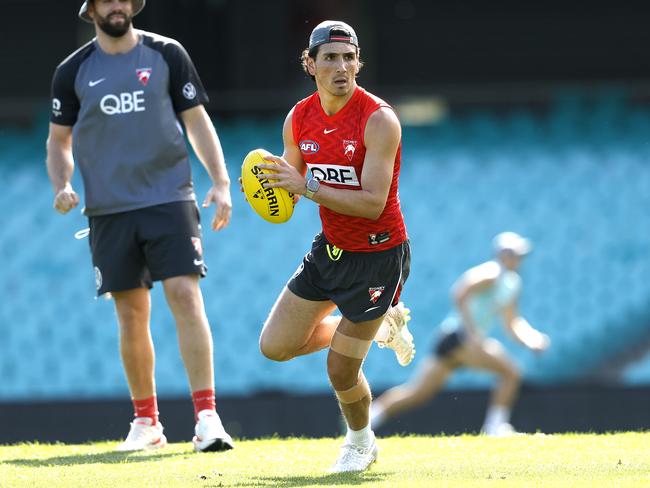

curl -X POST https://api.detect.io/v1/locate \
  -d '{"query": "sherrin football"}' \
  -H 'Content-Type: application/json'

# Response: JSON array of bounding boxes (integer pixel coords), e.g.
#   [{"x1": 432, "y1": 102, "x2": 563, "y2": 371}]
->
[{"x1": 241, "y1": 148, "x2": 295, "y2": 224}]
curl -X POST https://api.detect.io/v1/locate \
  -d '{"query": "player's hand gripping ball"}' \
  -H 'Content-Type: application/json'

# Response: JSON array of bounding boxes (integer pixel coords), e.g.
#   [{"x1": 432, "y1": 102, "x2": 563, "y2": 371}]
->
[{"x1": 241, "y1": 148, "x2": 295, "y2": 224}]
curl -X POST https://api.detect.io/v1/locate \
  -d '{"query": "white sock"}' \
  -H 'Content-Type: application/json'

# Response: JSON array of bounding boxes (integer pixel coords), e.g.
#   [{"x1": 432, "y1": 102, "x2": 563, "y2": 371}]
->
[
  {"x1": 345, "y1": 423, "x2": 374, "y2": 448},
  {"x1": 483, "y1": 405, "x2": 510, "y2": 429},
  {"x1": 375, "y1": 321, "x2": 390, "y2": 343},
  {"x1": 370, "y1": 402, "x2": 387, "y2": 429}
]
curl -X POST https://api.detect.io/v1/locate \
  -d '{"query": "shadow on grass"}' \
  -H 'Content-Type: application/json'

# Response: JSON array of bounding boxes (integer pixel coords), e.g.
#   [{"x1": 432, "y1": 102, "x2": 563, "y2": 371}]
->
[
  {"x1": 234, "y1": 471, "x2": 393, "y2": 487},
  {"x1": 5, "y1": 449, "x2": 189, "y2": 467}
]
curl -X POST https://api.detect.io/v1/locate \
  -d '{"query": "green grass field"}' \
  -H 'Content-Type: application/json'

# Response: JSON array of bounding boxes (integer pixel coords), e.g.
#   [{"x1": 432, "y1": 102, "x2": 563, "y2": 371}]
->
[{"x1": 1, "y1": 433, "x2": 649, "y2": 487}]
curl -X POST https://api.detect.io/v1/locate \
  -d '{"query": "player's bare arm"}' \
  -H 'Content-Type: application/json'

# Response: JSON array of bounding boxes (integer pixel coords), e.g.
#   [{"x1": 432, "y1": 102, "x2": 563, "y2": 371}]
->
[
  {"x1": 180, "y1": 105, "x2": 232, "y2": 231},
  {"x1": 46, "y1": 122, "x2": 79, "y2": 214},
  {"x1": 258, "y1": 107, "x2": 400, "y2": 220},
  {"x1": 453, "y1": 263, "x2": 499, "y2": 340},
  {"x1": 502, "y1": 303, "x2": 550, "y2": 352}
]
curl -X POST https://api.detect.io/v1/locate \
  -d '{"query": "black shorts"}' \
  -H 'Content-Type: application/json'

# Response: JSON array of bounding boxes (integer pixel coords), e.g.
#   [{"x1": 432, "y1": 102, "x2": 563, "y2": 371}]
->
[
  {"x1": 88, "y1": 201, "x2": 206, "y2": 296},
  {"x1": 433, "y1": 328, "x2": 467, "y2": 360},
  {"x1": 287, "y1": 233, "x2": 410, "y2": 323}
]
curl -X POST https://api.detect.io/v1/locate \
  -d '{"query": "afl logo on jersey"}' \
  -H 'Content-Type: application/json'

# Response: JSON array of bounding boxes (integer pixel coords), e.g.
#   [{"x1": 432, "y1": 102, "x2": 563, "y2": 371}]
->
[{"x1": 299, "y1": 140, "x2": 320, "y2": 154}]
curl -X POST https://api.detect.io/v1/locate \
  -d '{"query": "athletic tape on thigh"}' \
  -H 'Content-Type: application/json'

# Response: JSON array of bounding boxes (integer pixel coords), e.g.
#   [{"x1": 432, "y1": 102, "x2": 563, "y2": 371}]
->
[
  {"x1": 330, "y1": 331, "x2": 372, "y2": 359},
  {"x1": 335, "y1": 374, "x2": 371, "y2": 404}
]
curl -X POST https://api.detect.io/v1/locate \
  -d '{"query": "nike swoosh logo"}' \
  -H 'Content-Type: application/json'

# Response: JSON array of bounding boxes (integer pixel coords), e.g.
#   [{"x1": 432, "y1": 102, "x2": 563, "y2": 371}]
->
[
  {"x1": 364, "y1": 305, "x2": 381, "y2": 313},
  {"x1": 88, "y1": 78, "x2": 106, "y2": 87},
  {"x1": 193, "y1": 259, "x2": 204, "y2": 266},
  {"x1": 323, "y1": 128, "x2": 338, "y2": 134}
]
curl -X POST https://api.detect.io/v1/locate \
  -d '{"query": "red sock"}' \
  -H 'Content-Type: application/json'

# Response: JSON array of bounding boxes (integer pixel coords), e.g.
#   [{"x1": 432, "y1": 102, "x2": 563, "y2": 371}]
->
[
  {"x1": 132, "y1": 396, "x2": 159, "y2": 424},
  {"x1": 192, "y1": 388, "x2": 216, "y2": 419}
]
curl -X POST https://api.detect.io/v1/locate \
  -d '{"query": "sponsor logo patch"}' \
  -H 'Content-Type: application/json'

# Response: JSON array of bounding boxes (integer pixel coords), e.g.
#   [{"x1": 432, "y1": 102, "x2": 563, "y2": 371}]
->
[
  {"x1": 191, "y1": 236, "x2": 203, "y2": 256},
  {"x1": 94, "y1": 266, "x2": 103, "y2": 291},
  {"x1": 368, "y1": 286, "x2": 385, "y2": 303},
  {"x1": 182, "y1": 82, "x2": 197, "y2": 100},
  {"x1": 100, "y1": 91, "x2": 145, "y2": 115},
  {"x1": 326, "y1": 244, "x2": 343, "y2": 261},
  {"x1": 306, "y1": 163, "x2": 359, "y2": 186},
  {"x1": 52, "y1": 98, "x2": 62, "y2": 117},
  {"x1": 299, "y1": 140, "x2": 320, "y2": 154},
  {"x1": 369, "y1": 232, "x2": 391, "y2": 246},
  {"x1": 136, "y1": 68, "x2": 152, "y2": 86},
  {"x1": 343, "y1": 139, "x2": 358, "y2": 161}
]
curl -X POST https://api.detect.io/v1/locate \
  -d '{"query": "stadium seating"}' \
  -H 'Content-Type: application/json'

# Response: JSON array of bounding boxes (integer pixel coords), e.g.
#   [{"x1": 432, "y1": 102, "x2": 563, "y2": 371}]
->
[{"x1": 1, "y1": 93, "x2": 650, "y2": 400}]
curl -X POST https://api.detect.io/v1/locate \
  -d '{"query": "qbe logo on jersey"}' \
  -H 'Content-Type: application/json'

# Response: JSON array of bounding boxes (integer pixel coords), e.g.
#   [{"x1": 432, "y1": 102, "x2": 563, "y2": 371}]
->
[
  {"x1": 100, "y1": 91, "x2": 146, "y2": 115},
  {"x1": 306, "y1": 163, "x2": 360, "y2": 186}
]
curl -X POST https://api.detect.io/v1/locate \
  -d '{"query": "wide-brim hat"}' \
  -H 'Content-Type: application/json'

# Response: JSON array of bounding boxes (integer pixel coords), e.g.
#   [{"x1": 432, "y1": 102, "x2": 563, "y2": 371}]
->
[{"x1": 79, "y1": 0, "x2": 146, "y2": 23}]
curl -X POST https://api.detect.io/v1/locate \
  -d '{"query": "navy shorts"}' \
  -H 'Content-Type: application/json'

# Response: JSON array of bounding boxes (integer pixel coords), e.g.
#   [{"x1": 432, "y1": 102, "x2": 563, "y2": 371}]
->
[
  {"x1": 88, "y1": 201, "x2": 206, "y2": 296},
  {"x1": 288, "y1": 233, "x2": 410, "y2": 323},
  {"x1": 433, "y1": 329, "x2": 467, "y2": 359}
]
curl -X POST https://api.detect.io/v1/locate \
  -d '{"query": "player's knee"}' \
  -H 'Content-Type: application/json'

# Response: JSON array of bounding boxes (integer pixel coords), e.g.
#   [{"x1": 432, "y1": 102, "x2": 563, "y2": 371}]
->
[
  {"x1": 164, "y1": 278, "x2": 201, "y2": 311},
  {"x1": 326, "y1": 354, "x2": 359, "y2": 390},
  {"x1": 117, "y1": 306, "x2": 141, "y2": 327},
  {"x1": 259, "y1": 333, "x2": 293, "y2": 362},
  {"x1": 327, "y1": 331, "x2": 371, "y2": 389}
]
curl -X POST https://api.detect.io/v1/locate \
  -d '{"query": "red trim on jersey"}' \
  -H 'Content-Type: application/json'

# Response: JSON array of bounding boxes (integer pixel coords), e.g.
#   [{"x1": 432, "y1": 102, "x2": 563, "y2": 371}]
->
[{"x1": 292, "y1": 86, "x2": 408, "y2": 252}]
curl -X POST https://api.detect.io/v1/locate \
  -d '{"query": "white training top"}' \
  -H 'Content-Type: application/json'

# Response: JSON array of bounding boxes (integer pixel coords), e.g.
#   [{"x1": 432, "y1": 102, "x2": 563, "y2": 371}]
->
[{"x1": 444, "y1": 260, "x2": 522, "y2": 335}]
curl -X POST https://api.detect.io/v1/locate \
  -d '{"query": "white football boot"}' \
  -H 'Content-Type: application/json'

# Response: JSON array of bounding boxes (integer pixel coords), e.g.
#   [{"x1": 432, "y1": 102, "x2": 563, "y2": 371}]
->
[
  {"x1": 193, "y1": 409, "x2": 234, "y2": 452},
  {"x1": 116, "y1": 417, "x2": 167, "y2": 452},
  {"x1": 330, "y1": 439, "x2": 379, "y2": 473},
  {"x1": 376, "y1": 302, "x2": 416, "y2": 366}
]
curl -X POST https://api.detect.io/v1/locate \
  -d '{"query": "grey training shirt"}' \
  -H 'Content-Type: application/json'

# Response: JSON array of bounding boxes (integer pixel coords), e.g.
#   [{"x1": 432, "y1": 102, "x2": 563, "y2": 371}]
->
[{"x1": 50, "y1": 30, "x2": 209, "y2": 216}]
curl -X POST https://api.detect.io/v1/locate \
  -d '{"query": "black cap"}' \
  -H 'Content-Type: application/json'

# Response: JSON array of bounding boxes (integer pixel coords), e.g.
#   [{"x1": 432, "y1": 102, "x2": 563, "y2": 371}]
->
[{"x1": 308, "y1": 20, "x2": 359, "y2": 50}]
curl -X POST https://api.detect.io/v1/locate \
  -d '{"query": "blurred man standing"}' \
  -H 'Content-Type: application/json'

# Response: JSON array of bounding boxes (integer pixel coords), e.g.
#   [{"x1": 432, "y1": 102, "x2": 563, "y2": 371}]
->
[
  {"x1": 46, "y1": 0, "x2": 234, "y2": 452},
  {"x1": 371, "y1": 232, "x2": 550, "y2": 436},
  {"x1": 254, "y1": 21, "x2": 415, "y2": 472}
]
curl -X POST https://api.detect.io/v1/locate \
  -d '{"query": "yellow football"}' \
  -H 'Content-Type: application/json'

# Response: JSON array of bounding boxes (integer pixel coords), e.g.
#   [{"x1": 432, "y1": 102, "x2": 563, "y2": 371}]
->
[{"x1": 241, "y1": 148, "x2": 295, "y2": 224}]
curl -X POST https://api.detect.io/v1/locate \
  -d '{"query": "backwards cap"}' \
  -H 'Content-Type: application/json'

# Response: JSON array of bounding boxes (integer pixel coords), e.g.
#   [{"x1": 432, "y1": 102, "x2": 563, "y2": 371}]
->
[
  {"x1": 493, "y1": 232, "x2": 532, "y2": 256},
  {"x1": 309, "y1": 20, "x2": 359, "y2": 50},
  {"x1": 78, "y1": 0, "x2": 146, "y2": 23}
]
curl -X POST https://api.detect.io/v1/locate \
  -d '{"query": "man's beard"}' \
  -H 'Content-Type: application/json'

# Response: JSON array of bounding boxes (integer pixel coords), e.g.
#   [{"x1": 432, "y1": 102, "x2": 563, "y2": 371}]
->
[{"x1": 96, "y1": 11, "x2": 132, "y2": 38}]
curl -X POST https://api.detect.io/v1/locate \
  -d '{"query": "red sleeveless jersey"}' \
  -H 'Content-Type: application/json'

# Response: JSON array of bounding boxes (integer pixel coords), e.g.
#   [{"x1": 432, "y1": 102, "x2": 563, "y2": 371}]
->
[{"x1": 292, "y1": 86, "x2": 408, "y2": 252}]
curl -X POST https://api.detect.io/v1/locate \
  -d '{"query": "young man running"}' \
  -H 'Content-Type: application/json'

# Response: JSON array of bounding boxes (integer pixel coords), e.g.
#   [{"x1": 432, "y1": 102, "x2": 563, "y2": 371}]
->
[{"x1": 254, "y1": 20, "x2": 415, "y2": 472}]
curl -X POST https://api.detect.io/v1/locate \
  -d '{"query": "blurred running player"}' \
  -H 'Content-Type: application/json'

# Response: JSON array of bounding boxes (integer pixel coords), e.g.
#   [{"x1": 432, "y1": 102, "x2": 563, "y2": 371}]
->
[
  {"x1": 46, "y1": 0, "x2": 233, "y2": 452},
  {"x1": 371, "y1": 232, "x2": 550, "y2": 436},
  {"x1": 253, "y1": 21, "x2": 415, "y2": 472}
]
